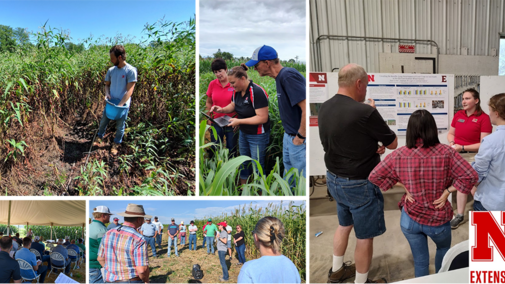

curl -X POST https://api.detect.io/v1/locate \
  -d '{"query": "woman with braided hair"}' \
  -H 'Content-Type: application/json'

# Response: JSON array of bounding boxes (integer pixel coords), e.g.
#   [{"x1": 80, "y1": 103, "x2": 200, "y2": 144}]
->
[{"x1": 237, "y1": 217, "x2": 300, "y2": 283}]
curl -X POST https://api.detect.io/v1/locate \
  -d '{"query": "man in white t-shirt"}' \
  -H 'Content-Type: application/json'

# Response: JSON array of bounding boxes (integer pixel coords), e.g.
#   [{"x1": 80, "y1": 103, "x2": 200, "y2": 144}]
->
[{"x1": 152, "y1": 217, "x2": 163, "y2": 249}]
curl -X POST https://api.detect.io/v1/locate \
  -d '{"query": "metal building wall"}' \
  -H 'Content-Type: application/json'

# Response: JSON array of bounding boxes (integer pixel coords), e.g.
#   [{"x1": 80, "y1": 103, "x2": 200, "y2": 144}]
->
[{"x1": 310, "y1": 0, "x2": 505, "y2": 72}]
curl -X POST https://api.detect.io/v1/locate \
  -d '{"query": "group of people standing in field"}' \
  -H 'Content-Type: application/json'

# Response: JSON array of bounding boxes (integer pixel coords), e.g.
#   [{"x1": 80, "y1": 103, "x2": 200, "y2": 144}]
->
[
  {"x1": 205, "y1": 45, "x2": 306, "y2": 184},
  {"x1": 319, "y1": 63, "x2": 505, "y2": 283},
  {"x1": 89, "y1": 203, "x2": 301, "y2": 283}
]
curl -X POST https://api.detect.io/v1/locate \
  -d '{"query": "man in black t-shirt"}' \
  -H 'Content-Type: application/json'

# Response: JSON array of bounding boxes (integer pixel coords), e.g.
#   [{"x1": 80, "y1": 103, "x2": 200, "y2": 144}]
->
[
  {"x1": 0, "y1": 236, "x2": 22, "y2": 283},
  {"x1": 319, "y1": 63, "x2": 397, "y2": 284}
]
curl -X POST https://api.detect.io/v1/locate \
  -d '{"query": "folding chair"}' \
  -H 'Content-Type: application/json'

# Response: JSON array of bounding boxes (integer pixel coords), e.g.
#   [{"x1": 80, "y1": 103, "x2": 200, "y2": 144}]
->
[
  {"x1": 30, "y1": 249, "x2": 41, "y2": 260},
  {"x1": 16, "y1": 258, "x2": 41, "y2": 283},
  {"x1": 67, "y1": 249, "x2": 79, "y2": 270},
  {"x1": 47, "y1": 252, "x2": 66, "y2": 278}
]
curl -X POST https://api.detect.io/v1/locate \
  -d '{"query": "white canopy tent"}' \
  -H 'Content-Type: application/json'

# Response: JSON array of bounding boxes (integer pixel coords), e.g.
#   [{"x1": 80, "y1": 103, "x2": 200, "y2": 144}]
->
[{"x1": 0, "y1": 200, "x2": 86, "y2": 239}]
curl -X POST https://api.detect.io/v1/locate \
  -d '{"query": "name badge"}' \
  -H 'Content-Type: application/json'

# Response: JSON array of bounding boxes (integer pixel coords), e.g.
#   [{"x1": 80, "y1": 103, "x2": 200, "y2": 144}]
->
[
  {"x1": 228, "y1": 88, "x2": 233, "y2": 91},
  {"x1": 458, "y1": 119, "x2": 465, "y2": 123},
  {"x1": 472, "y1": 118, "x2": 478, "y2": 122}
]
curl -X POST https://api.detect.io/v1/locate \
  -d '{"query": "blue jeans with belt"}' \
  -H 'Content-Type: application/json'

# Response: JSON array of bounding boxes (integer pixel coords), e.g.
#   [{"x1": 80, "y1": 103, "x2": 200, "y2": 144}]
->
[
  {"x1": 283, "y1": 132, "x2": 306, "y2": 178},
  {"x1": 239, "y1": 130, "x2": 270, "y2": 180},
  {"x1": 189, "y1": 234, "x2": 197, "y2": 250},
  {"x1": 143, "y1": 236, "x2": 157, "y2": 257},
  {"x1": 400, "y1": 208, "x2": 451, "y2": 277},
  {"x1": 218, "y1": 250, "x2": 229, "y2": 280},
  {"x1": 236, "y1": 243, "x2": 246, "y2": 264},
  {"x1": 206, "y1": 236, "x2": 215, "y2": 254},
  {"x1": 210, "y1": 123, "x2": 238, "y2": 157},
  {"x1": 97, "y1": 98, "x2": 129, "y2": 144}
]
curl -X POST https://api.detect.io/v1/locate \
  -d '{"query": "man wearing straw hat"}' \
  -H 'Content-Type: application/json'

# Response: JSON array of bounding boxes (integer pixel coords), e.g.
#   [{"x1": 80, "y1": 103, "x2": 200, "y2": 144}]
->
[
  {"x1": 90, "y1": 205, "x2": 112, "y2": 283},
  {"x1": 97, "y1": 204, "x2": 150, "y2": 283}
]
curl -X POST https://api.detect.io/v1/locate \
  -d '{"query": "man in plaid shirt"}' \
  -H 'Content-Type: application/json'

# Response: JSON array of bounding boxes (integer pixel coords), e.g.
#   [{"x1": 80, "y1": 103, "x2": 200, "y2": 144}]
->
[{"x1": 97, "y1": 204, "x2": 150, "y2": 283}]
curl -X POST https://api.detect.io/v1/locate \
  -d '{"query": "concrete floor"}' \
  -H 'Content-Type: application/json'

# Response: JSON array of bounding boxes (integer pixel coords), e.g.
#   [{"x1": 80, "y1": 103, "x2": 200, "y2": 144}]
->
[{"x1": 309, "y1": 184, "x2": 472, "y2": 283}]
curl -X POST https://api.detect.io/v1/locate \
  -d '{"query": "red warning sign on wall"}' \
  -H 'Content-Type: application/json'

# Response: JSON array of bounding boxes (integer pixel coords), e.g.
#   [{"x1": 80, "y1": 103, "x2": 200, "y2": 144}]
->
[{"x1": 399, "y1": 44, "x2": 415, "y2": 53}]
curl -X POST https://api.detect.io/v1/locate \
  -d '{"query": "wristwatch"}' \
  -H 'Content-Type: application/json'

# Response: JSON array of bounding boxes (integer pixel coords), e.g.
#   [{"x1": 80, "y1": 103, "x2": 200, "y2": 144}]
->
[{"x1": 296, "y1": 132, "x2": 306, "y2": 140}]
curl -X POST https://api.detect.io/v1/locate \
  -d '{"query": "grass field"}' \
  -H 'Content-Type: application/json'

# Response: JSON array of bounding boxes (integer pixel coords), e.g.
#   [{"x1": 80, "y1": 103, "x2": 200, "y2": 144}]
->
[
  {"x1": 0, "y1": 19, "x2": 195, "y2": 195},
  {"x1": 199, "y1": 59, "x2": 306, "y2": 196}
]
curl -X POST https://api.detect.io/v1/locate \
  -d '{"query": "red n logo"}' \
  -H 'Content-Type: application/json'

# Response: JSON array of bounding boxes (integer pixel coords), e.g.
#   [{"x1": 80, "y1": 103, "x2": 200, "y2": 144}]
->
[
  {"x1": 471, "y1": 211, "x2": 505, "y2": 262},
  {"x1": 368, "y1": 75, "x2": 375, "y2": 82}
]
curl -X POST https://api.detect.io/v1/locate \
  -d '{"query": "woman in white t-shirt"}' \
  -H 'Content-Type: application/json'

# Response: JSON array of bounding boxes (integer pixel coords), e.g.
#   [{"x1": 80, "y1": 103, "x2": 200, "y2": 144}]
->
[{"x1": 237, "y1": 217, "x2": 300, "y2": 283}]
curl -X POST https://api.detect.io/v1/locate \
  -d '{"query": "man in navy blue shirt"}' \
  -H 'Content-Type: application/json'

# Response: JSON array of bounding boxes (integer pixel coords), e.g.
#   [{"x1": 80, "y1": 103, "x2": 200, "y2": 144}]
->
[
  {"x1": 166, "y1": 218, "x2": 179, "y2": 257},
  {"x1": 246, "y1": 45, "x2": 306, "y2": 181},
  {"x1": 31, "y1": 236, "x2": 51, "y2": 271},
  {"x1": 0, "y1": 236, "x2": 22, "y2": 283}
]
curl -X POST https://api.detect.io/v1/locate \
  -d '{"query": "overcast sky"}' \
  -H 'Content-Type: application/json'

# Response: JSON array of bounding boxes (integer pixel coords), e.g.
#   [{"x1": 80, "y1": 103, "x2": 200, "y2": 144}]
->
[{"x1": 199, "y1": 0, "x2": 306, "y2": 62}]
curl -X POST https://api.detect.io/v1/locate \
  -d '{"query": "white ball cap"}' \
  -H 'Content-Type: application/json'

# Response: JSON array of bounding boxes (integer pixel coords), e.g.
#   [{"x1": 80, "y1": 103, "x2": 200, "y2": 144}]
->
[{"x1": 93, "y1": 206, "x2": 113, "y2": 215}]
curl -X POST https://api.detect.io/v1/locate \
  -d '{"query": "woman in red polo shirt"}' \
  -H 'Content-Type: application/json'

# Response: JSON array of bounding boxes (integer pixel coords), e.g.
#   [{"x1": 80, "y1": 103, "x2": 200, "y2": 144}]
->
[
  {"x1": 206, "y1": 58, "x2": 238, "y2": 157},
  {"x1": 369, "y1": 110, "x2": 478, "y2": 278},
  {"x1": 447, "y1": 88, "x2": 492, "y2": 229}
]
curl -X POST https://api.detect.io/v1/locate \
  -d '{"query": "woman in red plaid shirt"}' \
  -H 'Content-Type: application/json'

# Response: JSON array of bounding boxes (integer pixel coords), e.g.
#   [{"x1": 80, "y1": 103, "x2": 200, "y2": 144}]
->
[{"x1": 369, "y1": 110, "x2": 478, "y2": 278}]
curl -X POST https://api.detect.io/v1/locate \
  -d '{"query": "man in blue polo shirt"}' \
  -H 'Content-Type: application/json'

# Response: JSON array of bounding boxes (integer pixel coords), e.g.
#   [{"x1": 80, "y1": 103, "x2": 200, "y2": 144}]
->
[
  {"x1": 140, "y1": 218, "x2": 158, "y2": 258},
  {"x1": 94, "y1": 45, "x2": 137, "y2": 155},
  {"x1": 16, "y1": 237, "x2": 48, "y2": 283},
  {"x1": 52, "y1": 239, "x2": 72, "y2": 275},
  {"x1": 0, "y1": 236, "x2": 22, "y2": 283},
  {"x1": 246, "y1": 45, "x2": 306, "y2": 180},
  {"x1": 31, "y1": 236, "x2": 51, "y2": 271},
  {"x1": 167, "y1": 218, "x2": 179, "y2": 257}
]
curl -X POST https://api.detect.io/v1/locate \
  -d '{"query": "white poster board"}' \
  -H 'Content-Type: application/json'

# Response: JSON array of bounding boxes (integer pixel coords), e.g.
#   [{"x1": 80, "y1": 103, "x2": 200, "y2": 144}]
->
[
  {"x1": 367, "y1": 73, "x2": 450, "y2": 135},
  {"x1": 309, "y1": 73, "x2": 454, "y2": 176}
]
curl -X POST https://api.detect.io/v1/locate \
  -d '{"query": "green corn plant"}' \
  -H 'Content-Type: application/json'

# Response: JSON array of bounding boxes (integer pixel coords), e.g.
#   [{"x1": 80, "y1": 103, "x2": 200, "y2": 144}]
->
[{"x1": 4, "y1": 139, "x2": 28, "y2": 162}]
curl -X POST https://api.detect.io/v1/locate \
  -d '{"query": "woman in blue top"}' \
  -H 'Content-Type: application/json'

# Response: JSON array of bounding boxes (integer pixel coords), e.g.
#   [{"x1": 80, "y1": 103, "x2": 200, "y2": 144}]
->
[
  {"x1": 472, "y1": 93, "x2": 505, "y2": 211},
  {"x1": 237, "y1": 217, "x2": 300, "y2": 283},
  {"x1": 211, "y1": 64, "x2": 270, "y2": 184}
]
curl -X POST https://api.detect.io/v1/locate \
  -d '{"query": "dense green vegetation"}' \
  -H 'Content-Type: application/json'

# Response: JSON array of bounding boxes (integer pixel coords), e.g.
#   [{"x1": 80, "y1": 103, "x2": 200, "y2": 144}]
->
[
  {"x1": 199, "y1": 58, "x2": 306, "y2": 195},
  {"x1": 0, "y1": 19, "x2": 195, "y2": 195}
]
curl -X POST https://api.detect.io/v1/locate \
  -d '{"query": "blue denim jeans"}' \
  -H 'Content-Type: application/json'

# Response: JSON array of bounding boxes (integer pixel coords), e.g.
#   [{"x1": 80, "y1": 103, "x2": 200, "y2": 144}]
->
[
  {"x1": 89, "y1": 268, "x2": 104, "y2": 283},
  {"x1": 400, "y1": 208, "x2": 451, "y2": 277},
  {"x1": 167, "y1": 236, "x2": 178, "y2": 257},
  {"x1": 97, "y1": 99, "x2": 129, "y2": 144},
  {"x1": 155, "y1": 234, "x2": 162, "y2": 247},
  {"x1": 236, "y1": 243, "x2": 246, "y2": 264},
  {"x1": 218, "y1": 250, "x2": 229, "y2": 280},
  {"x1": 144, "y1": 236, "x2": 157, "y2": 257},
  {"x1": 211, "y1": 123, "x2": 238, "y2": 157},
  {"x1": 41, "y1": 255, "x2": 51, "y2": 270},
  {"x1": 239, "y1": 130, "x2": 270, "y2": 180},
  {"x1": 473, "y1": 200, "x2": 488, "y2": 211},
  {"x1": 189, "y1": 234, "x2": 197, "y2": 250},
  {"x1": 326, "y1": 171, "x2": 386, "y2": 239},
  {"x1": 206, "y1": 236, "x2": 215, "y2": 254},
  {"x1": 283, "y1": 132, "x2": 306, "y2": 178},
  {"x1": 36, "y1": 265, "x2": 48, "y2": 283},
  {"x1": 180, "y1": 234, "x2": 186, "y2": 245},
  {"x1": 202, "y1": 235, "x2": 206, "y2": 248}
]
